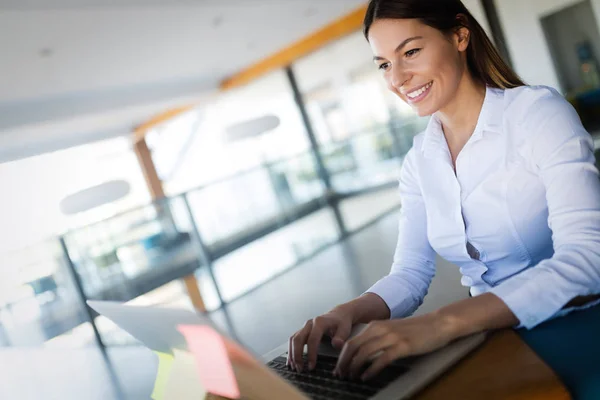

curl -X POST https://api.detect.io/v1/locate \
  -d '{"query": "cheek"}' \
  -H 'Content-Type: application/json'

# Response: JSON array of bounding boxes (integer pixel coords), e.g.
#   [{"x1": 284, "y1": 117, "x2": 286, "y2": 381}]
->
[{"x1": 433, "y1": 52, "x2": 463, "y2": 87}]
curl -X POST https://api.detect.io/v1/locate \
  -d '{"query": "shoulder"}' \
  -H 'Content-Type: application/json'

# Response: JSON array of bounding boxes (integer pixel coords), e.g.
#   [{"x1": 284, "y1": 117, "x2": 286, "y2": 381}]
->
[
  {"x1": 504, "y1": 85, "x2": 592, "y2": 164},
  {"x1": 504, "y1": 85, "x2": 581, "y2": 128}
]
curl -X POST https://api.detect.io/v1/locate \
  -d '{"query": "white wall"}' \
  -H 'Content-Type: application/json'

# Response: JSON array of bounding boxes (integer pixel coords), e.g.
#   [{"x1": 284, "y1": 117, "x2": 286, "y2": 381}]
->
[
  {"x1": 462, "y1": 0, "x2": 492, "y2": 37},
  {"x1": 495, "y1": 0, "x2": 600, "y2": 91}
]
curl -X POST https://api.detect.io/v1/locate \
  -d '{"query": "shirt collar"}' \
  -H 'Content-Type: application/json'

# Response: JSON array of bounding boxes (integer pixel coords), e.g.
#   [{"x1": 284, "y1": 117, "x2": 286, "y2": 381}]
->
[{"x1": 421, "y1": 86, "x2": 505, "y2": 158}]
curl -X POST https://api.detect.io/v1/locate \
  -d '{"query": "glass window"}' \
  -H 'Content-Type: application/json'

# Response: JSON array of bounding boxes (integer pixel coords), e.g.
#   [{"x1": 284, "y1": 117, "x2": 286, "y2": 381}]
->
[{"x1": 163, "y1": 70, "x2": 312, "y2": 196}]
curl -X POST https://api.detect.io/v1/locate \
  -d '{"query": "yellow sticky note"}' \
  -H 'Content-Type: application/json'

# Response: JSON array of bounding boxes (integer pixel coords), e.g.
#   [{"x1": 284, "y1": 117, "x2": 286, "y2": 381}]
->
[
  {"x1": 163, "y1": 349, "x2": 206, "y2": 400},
  {"x1": 151, "y1": 352, "x2": 175, "y2": 400}
]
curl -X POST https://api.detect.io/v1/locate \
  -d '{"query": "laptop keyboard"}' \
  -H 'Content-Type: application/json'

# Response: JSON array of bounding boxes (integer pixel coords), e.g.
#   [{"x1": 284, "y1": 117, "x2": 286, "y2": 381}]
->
[{"x1": 267, "y1": 353, "x2": 409, "y2": 400}]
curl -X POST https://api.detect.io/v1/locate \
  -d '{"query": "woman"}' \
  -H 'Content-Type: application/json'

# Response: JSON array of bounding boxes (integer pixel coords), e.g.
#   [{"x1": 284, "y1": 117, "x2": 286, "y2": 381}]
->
[{"x1": 288, "y1": 0, "x2": 600, "y2": 383}]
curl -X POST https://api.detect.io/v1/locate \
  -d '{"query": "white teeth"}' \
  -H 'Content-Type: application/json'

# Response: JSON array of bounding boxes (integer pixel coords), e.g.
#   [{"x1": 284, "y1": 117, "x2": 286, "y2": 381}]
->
[{"x1": 407, "y1": 82, "x2": 432, "y2": 99}]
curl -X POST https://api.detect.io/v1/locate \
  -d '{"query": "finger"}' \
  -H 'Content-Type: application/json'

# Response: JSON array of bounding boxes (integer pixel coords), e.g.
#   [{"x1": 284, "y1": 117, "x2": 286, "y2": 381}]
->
[
  {"x1": 361, "y1": 349, "x2": 396, "y2": 382},
  {"x1": 287, "y1": 332, "x2": 295, "y2": 369},
  {"x1": 292, "y1": 321, "x2": 312, "y2": 372},
  {"x1": 335, "y1": 324, "x2": 386, "y2": 377},
  {"x1": 306, "y1": 318, "x2": 328, "y2": 370},
  {"x1": 348, "y1": 334, "x2": 396, "y2": 379},
  {"x1": 331, "y1": 320, "x2": 352, "y2": 350}
]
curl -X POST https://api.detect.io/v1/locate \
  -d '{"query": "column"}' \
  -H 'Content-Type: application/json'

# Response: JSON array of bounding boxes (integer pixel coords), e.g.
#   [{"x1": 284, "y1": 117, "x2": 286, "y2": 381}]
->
[{"x1": 133, "y1": 137, "x2": 207, "y2": 312}]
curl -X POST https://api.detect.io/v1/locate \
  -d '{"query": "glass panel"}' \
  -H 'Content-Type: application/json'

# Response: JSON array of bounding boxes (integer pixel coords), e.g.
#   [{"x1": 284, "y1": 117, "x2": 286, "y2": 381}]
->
[
  {"x1": 0, "y1": 239, "x2": 89, "y2": 347},
  {"x1": 211, "y1": 207, "x2": 340, "y2": 303},
  {"x1": 186, "y1": 168, "x2": 286, "y2": 247},
  {"x1": 62, "y1": 196, "x2": 221, "y2": 345},
  {"x1": 270, "y1": 152, "x2": 327, "y2": 210},
  {"x1": 185, "y1": 151, "x2": 327, "y2": 248},
  {"x1": 322, "y1": 130, "x2": 402, "y2": 193}
]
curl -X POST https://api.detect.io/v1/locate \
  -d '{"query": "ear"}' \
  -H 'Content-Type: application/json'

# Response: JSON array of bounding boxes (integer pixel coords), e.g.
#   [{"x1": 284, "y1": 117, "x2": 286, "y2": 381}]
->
[
  {"x1": 453, "y1": 14, "x2": 471, "y2": 52},
  {"x1": 454, "y1": 26, "x2": 470, "y2": 52}
]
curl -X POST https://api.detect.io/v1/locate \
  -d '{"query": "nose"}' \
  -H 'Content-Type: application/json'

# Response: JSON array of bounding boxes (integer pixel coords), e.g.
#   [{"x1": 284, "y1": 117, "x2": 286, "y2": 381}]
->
[{"x1": 390, "y1": 66, "x2": 409, "y2": 91}]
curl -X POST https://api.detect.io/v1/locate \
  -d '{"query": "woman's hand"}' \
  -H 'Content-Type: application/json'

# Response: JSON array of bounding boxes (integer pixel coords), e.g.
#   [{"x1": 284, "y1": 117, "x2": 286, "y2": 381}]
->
[
  {"x1": 333, "y1": 312, "x2": 455, "y2": 381},
  {"x1": 287, "y1": 307, "x2": 353, "y2": 372}
]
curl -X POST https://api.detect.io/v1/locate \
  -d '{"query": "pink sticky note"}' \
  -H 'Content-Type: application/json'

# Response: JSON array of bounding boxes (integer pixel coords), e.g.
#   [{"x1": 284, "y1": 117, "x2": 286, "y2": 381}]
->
[{"x1": 178, "y1": 325, "x2": 240, "y2": 399}]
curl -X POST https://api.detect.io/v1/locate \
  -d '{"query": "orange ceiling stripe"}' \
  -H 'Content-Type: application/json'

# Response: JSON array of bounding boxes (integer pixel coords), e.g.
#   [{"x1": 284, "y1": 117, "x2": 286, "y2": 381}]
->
[
  {"x1": 220, "y1": 4, "x2": 368, "y2": 90},
  {"x1": 134, "y1": 104, "x2": 196, "y2": 141},
  {"x1": 134, "y1": 4, "x2": 367, "y2": 138}
]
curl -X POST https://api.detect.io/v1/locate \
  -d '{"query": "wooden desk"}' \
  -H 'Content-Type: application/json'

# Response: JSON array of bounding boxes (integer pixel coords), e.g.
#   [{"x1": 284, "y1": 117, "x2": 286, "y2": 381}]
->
[
  {"x1": 208, "y1": 329, "x2": 570, "y2": 400},
  {"x1": 416, "y1": 329, "x2": 570, "y2": 400}
]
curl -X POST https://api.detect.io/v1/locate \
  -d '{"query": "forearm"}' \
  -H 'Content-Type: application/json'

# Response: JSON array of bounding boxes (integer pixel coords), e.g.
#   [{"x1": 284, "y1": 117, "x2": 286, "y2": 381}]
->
[
  {"x1": 333, "y1": 293, "x2": 391, "y2": 325},
  {"x1": 435, "y1": 291, "x2": 600, "y2": 341},
  {"x1": 435, "y1": 293, "x2": 519, "y2": 340}
]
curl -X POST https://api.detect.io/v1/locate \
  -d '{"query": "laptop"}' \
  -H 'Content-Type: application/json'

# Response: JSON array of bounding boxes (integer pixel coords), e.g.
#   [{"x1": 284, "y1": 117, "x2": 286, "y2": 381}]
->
[{"x1": 88, "y1": 301, "x2": 486, "y2": 400}]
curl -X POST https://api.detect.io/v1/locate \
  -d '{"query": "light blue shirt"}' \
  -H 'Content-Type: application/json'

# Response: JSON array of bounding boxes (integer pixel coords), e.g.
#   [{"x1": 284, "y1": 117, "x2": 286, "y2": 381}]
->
[{"x1": 367, "y1": 85, "x2": 600, "y2": 329}]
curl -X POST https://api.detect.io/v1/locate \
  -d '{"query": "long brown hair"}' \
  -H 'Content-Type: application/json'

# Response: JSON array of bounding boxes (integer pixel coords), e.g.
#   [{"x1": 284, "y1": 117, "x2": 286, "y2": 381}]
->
[{"x1": 363, "y1": 0, "x2": 525, "y2": 89}]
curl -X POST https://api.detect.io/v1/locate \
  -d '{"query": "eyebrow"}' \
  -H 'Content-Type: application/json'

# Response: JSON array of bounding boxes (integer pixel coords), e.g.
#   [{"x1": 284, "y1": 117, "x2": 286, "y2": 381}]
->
[{"x1": 373, "y1": 36, "x2": 424, "y2": 61}]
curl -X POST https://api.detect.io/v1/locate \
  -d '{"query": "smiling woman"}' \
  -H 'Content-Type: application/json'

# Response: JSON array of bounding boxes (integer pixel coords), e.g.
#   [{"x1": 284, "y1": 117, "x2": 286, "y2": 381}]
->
[{"x1": 287, "y1": 0, "x2": 600, "y2": 386}]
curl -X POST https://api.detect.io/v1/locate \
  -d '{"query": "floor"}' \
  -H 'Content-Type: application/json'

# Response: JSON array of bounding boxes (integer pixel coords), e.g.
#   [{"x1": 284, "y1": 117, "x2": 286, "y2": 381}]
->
[{"x1": 0, "y1": 208, "x2": 468, "y2": 400}]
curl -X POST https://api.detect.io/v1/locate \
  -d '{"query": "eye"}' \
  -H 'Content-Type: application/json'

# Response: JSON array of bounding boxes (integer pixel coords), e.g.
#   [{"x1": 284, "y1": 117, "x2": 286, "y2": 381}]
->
[
  {"x1": 377, "y1": 62, "x2": 391, "y2": 71},
  {"x1": 405, "y1": 48, "x2": 422, "y2": 58}
]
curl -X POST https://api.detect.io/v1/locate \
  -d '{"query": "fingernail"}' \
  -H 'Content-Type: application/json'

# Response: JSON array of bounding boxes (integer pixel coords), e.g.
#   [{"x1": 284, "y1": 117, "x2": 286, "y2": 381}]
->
[
  {"x1": 296, "y1": 364, "x2": 303, "y2": 373},
  {"x1": 309, "y1": 362, "x2": 315, "y2": 371}
]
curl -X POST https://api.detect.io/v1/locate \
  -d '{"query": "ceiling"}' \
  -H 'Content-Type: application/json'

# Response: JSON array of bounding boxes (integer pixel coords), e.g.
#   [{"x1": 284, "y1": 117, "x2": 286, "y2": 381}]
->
[{"x1": 0, "y1": 0, "x2": 366, "y2": 162}]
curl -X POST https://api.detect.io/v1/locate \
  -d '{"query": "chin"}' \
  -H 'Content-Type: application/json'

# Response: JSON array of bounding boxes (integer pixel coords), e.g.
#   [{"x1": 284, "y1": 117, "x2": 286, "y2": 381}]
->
[{"x1": 413, "y1": 105, "x2": 436, "y2": 117}]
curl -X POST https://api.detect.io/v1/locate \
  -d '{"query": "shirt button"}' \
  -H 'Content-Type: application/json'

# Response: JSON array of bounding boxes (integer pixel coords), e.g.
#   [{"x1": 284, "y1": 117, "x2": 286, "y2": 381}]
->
[{"x1": 461, "y1": 276, "x2": 474, "y2": 286}]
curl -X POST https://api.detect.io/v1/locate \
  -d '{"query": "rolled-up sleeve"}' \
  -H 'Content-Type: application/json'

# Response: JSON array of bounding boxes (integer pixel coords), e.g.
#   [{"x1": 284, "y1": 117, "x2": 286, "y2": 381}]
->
[
  {"x1": 366, "y1": 148, "x2": 437, "y2": 319},
  {"x1": 490, "y1": 98, "x2": 600, "y2": 329}
]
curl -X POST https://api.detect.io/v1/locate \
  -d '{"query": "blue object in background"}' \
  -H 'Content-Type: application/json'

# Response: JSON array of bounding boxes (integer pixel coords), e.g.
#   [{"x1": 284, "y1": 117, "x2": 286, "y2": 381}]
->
[
  {"x1": 517, "y1": 304, "x2": 600, "y2": 400},
  {"x1": 140, "y1": 232, "x2": 165, "y2": 251}
]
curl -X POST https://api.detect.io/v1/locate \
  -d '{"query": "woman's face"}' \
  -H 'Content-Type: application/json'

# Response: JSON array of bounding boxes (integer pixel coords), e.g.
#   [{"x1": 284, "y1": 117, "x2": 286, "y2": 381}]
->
[{"x1": 368, "y1": 18, "x2": 469, "y2": 117}]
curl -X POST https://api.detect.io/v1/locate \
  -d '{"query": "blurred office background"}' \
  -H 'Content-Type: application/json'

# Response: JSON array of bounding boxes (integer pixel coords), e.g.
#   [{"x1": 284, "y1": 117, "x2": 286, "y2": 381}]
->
[{"x1": 1, "y1": 0, "x2": 600, "y2": 399}]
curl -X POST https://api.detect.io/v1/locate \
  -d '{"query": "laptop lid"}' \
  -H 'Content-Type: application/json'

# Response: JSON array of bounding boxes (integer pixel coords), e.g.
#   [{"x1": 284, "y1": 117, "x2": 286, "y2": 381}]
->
[
  {"x1": 88, "y1": 300, "x2": 310, "y2": 400},
  {"x1": 87, "y1": 300, "x2": 225, "y2": 354}
]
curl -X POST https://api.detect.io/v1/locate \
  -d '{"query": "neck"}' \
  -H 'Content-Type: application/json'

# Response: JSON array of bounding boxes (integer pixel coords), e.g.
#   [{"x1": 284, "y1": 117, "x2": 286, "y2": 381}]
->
[{"x1": 436, "y1": 72, "x2": 486, "y2": 143}]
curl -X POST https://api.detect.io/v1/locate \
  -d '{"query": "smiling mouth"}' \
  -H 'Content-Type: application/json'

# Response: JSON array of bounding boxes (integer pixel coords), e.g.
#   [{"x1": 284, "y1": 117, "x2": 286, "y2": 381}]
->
[{"x1": 406, "y1": 81, "x2": 433, "y2": 102}]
